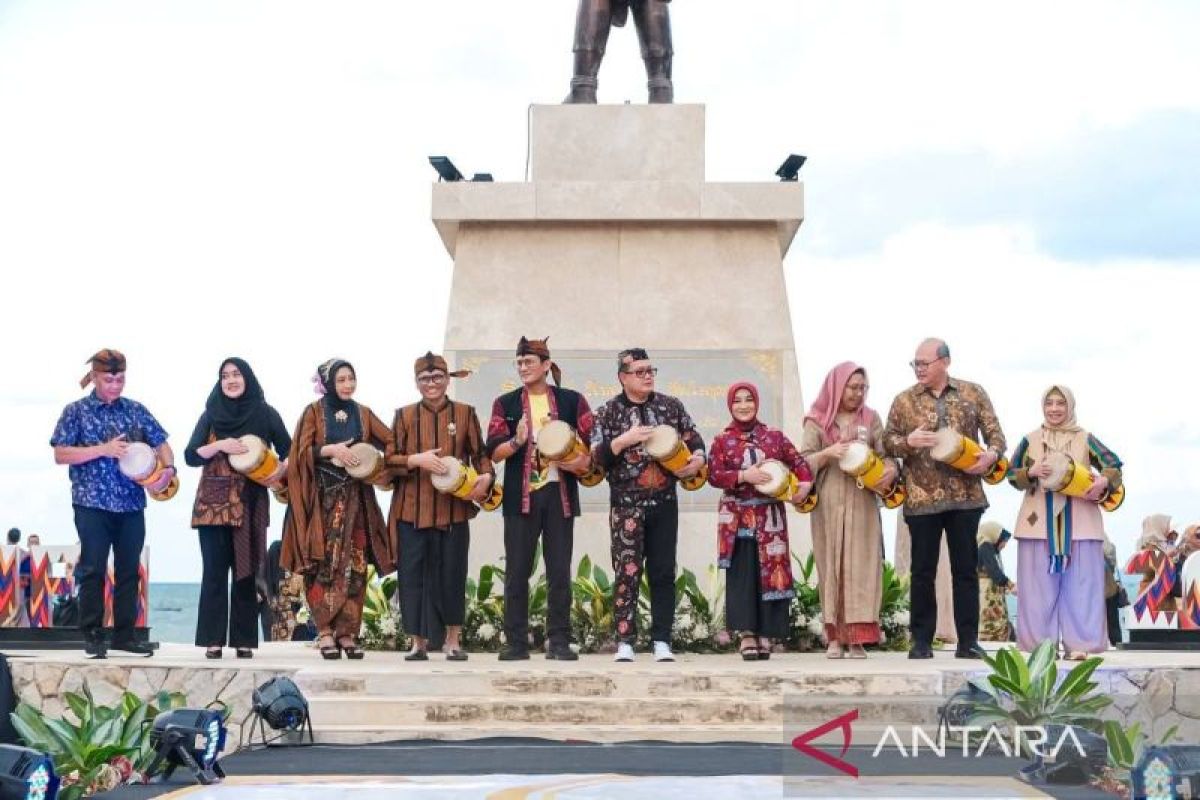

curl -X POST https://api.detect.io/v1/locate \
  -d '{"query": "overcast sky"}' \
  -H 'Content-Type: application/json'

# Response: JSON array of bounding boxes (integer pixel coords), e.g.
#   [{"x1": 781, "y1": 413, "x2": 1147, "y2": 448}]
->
[{"x1": 2, "y1": 0, "x2": 1198, "y2": 582}]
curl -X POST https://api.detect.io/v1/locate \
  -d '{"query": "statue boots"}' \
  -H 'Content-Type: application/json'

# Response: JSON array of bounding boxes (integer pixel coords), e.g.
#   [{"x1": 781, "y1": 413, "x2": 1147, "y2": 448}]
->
[
  {"x1": 645, "y1": 55, "x2": 673, "y2": 104},
  {"x1": 566, "y1": 49, "x2": 602, "y2": 104}
]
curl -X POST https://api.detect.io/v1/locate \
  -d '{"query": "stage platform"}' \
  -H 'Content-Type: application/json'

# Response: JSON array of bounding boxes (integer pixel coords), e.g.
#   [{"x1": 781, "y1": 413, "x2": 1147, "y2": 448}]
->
[{"x1": 5, "y1": 643, "x2": 1199, "y2": 749}]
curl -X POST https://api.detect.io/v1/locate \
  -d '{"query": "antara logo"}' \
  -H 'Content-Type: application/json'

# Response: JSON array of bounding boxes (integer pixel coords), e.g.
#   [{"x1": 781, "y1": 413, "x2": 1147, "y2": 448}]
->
[{"x1": 790, "y1": 709, "x2": 859, "y2": 778}]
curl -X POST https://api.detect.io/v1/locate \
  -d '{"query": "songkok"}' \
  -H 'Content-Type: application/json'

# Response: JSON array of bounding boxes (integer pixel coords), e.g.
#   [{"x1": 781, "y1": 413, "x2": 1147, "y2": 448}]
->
[{"x1": 80, "y1": 348, "x2": 127, "y2": 388}]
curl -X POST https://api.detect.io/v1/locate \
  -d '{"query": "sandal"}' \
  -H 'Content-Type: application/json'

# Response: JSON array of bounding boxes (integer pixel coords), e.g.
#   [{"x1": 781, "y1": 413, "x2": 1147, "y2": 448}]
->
[
  {"x1": 235, "y1": 648, "x2": 253, "y2": 659},
  {"x1": 848, "y1": 644, "x2": 867, "y2": 659},
  {"x1": 204, "y1": 647, "x2": 222, "y2": 659},
  {"x1": 404, "y1": 648, "x2": 429, "y2": 661},
  {"x1": 318, "y1": 636, "x2": 341, "y2": 660},
  {"x1": 738, "y1": 635, "x2": 759, "y2": 661},
  {"x1": 338, "y1": 637, "x2": 364, "y2": 660},
  {"x1": 826, "y1": 641, "x2": 844, "y2": 659},
  {"x1": 757, "y1": 638, "x2": 772, "y2": 660},
  {"x1": 443, "y1": 648, "x2": 468, "y2": 661}
]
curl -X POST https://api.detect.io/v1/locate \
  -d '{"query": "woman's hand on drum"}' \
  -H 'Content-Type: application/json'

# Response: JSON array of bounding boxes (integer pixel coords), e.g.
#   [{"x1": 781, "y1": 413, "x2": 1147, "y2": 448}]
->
[
  {"x1": 1083, "y1": 474, "x2": 1109, "y2": 502},
  {"x1": 557, "y1": 452, "x2": 592, "y2": 475},
  {"x1": 1028, "y1": 460, "x2": 1052, "y2": 480},
  {"x1": 219, "y1": 438, "x2": 250, "y2": 455},
  {"x1": 791, "y1": 481, "x2": 814, "y2": 508},
  {"x1": 267, "y1": 459, "x2": 288, "y2": 487},
  {"x1": 906, "y1": 425, "x2": 939, "y2": 450},
  {"x1": 964, "y1": 450, "x2": 999, "y2": 476},
  {"x1": 673, "y1": 453, "x2": 705, "y2": 479},
  {"x1": 99, "y1": 434, "x2": 129, "y2": 459},
  {"x1": 325, "y1": 440, "x2": 359, "y2": 467},
  {"x1": 740, "y1": 465, "x2": 771, "y2": 486},
  {"x1": 467, "y1": 473, "x2": 493, "y2": 502},
  {"x1": 879, "y1": 462, "x2": 899, "y2": 489},
  {"x1": 410, "y1": 449, "x2": 448, "y2": 475},
  {"x1": 823, "y1": 442, "x2": 850, "y2": 462}
]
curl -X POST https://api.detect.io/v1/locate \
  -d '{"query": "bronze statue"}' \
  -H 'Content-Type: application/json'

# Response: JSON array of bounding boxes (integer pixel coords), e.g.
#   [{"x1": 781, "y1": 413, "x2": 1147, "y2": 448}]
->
[{"x1": 566, "y1": 0, "x2": 673, "y2": 104}]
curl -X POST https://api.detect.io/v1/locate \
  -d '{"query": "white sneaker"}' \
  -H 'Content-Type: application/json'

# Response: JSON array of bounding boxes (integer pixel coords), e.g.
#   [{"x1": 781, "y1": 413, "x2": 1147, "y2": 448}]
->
[
  {"x1": 653, "y1": 641, "x2": 675, "y2": 662},
  {"x1": 614, "y1": 642, "x2": 635, "y2": 662}
]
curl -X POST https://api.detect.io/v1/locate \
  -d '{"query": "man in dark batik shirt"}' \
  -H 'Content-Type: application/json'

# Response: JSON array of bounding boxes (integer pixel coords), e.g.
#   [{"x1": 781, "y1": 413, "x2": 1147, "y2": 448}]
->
[{"x1": 590, "y1": 348, "x2": 704, "y2": 663}]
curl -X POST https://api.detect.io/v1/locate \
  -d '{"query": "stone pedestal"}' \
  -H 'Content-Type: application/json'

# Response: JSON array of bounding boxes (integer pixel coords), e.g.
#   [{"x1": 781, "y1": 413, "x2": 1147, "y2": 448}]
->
[{"x1": 431, "y1": 104, "x2": 806, "y2": 585}]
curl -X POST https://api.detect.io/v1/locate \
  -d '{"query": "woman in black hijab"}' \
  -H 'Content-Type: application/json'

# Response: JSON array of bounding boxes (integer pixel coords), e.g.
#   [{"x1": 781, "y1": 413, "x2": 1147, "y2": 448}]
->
[{"x1": 185, "y1": 357, "x2": 291, "y2": 658}]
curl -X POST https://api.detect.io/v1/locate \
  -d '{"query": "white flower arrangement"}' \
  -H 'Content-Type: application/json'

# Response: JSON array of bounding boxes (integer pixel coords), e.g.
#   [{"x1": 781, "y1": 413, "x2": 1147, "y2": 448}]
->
[
  {"x1": 477, "y1": 622, "x2": 497, "y2": 642},
  {"x1": 380, "y1": 615, "x2": 397, "y2": 637},
  {"x1": 806, "y1": 617, "x2": 824, "y2": 637}
]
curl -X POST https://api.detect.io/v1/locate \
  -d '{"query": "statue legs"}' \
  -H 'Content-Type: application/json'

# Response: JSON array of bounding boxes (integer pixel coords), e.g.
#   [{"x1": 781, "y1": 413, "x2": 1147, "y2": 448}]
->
[
  {"x1": 633, "y1": 0, "x2": 673, "y2": 103},
  {"x1": 566, "y1": 0, "x2": 612, "y2": 104}
]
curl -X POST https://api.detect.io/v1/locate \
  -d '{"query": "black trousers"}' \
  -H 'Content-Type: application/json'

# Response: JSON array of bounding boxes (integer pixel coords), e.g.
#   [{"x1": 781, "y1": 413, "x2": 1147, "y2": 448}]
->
[
  {"x1": 610, "y1": 501, "x2": 678, "y2": 643},
  {"x1": 1106, "y1": 594, "x2": 1122, "y2": 646},
  {"x1": 72, "y1": 505, "x2": 144, "y2": 642},
  {"x1": 195, "y1": 526, "x2": 259, "y2": 648},
  {"x1": 503, "y1": 485, "x2": 574, "y2": 649},
  {"x1": 398, "y1": 521, "x2": 469, "y2": 650},
  {"x1": 725, "y1": 537, "x2": 790, "y2": 638},
  {"x1": 907, "y1": 508, "x2": 983, "y2": 648}
]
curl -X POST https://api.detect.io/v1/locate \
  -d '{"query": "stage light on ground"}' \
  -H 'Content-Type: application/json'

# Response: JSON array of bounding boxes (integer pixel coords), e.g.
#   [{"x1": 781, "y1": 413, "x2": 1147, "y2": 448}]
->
[
  {"x1": 242, "y1": 676, "x2": 314, "y2": 748},
  {"x1": 0, "y1": 745, "x2": 59, "y2": 800},
  {"x1": 1133, "y1": 745, "x2": 1200, "y2": 800},
  {"x1": 775, "y1": 154, "x2": 806, "y2": 181},
  {"x1": 429, "y1": 156, "x2": 465, "y2": 182},
  {"x1": 470, "y1": 173, "x2": 494, "y2": 182},
  {"x1": 1017, "y1": 724, "x2": 1107, "y2": 786},
  {"x1": 146, "y1": 708, "x2": 227, "y2": 785}
]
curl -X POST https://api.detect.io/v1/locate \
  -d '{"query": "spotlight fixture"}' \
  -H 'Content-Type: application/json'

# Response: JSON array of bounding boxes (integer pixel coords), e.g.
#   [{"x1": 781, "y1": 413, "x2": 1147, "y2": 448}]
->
[
  {"x1": 470, "y1": 173, "x2": 494, "y2": 182},
  {"x1": 241, "y1": 676, "x2": 313, "y2": 748},
  {"x1": 146, "y1": 708, "x2": 227, "y2": 785},
  {"x1": 0, "y1": 745, "x2": 59, "y2": 800},
  {"x1": 775, "y1": 153, "x2": 807, "y2": 182},
  {"x1": 1133, "y1": 745, "x2": 1200, "y2": 800},
  {"x1": 428, "y1": 156, "x2": 465, "y2": 182},
  {"x1": 1017, "y1": 724, "x2": 1107, "y2": 786}
]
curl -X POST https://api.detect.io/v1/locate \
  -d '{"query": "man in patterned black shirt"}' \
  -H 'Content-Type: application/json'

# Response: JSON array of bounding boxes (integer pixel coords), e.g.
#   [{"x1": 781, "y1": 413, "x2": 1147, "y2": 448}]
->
[{"x1": 590, "y1": 348, "x2": 704, "y2": 662}]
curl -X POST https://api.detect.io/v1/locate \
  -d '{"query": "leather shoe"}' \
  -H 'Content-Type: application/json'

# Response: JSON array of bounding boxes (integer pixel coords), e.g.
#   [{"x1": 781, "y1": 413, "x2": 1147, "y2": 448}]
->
[
  {"x1": 110, "y1": 639, "x2": 155, "y2": 658},
  {"x1": 908, "y1": 644, "x2": 934, "y2": 659},
  {"x1": 498, "y1": 646, "x2": 530, "y2": 661},
  {"x1": 545, "y1": 643, "x2": 578, "y2": 661},
  {"x1": 955, "y1": 644, "x2": 986, "y2": 659}
]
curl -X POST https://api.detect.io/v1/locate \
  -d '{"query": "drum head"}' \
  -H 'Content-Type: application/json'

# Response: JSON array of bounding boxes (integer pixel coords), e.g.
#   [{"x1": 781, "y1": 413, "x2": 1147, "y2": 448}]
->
[
  {"x1": 644, "y1": 425, "x2": 680, "y2": 459},
  {"x1": 928, "y1": 429, "x2": 961, "y2": 462},
  {"x1": 838, "y1": 442, "x2": 871, "y2": 473},
  {"x1": 536, "y1": 420, "x2": 574, "y2": 460},
  {"x1": 431, "y1": 456, "x2": 464, "y2": 492},
  {"x1": 345, "y1": 443, "x2": 382, "y2": 479},
  {"x1": 1042, "y1": 451, "x2": 1072, "y2": 492},
  {"x1": 229, "y1": 435, "x2": 267, "y2": 473},
  {"x1": 758, "y1": 459, "x2": 790, "y2": 496},
  {"x1": 118, "y1": 442, "x2": 157, "y2": 480}
]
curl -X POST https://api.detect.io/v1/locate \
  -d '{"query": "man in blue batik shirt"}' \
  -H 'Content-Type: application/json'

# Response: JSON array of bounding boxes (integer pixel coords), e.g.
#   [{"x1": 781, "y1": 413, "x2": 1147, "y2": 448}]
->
[{"x1": 50, "y1": 349, "x2": 175, "y2": 659}]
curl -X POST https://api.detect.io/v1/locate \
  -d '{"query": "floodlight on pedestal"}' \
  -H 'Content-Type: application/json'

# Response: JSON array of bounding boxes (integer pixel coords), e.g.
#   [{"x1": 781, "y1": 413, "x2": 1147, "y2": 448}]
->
[
  {"x1": 145, "y1": 708, "x2": 227, "y2": 785},
  {"x1": 0, "y1": 745, "x2": 58, "y2": 800}
]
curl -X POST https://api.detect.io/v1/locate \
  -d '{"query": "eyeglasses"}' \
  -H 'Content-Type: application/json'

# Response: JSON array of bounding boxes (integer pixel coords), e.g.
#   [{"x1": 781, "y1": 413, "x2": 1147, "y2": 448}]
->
[
  {"x1": 417, "y1": 374, "x2": 447, "y2": 386},
  {"x1": 909, "y1": 357, "x2": 945, "y2": 371},
  {"x1": 622, "y1": 367, "x2": 658, "y2": 379}
]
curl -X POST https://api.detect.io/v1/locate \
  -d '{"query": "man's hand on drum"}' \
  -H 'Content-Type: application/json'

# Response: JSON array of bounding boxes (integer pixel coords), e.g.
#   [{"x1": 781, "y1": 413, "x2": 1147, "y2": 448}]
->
[
  {"x1": 791, "y1": 481, "x2": 815, "y2": 509},
  {"x1": 614, "y1": 425, "x2": 655, "y2": 454},
  {"x1": 467, "y1": 472, "x2": 493, "y2": 503},
  {"x1": 964, "y1": 449, "x2": 999, "y2": 476},
  {"x1": 1083, "y1": 474, "x2": 1110, "y2": 503},
  {"x1": 325, "y1": 440, "x2": 359, "y2": 467},
  {"x1": 409, "y1": 449, "x2": 449, "y2": 475},
  {"x1": 147, "y1": 466, "x2": 175, "y2": 494},
  {"x1": 1027, "y1": 460, "x2": 1052, "y2": 480},
  {"x1": 218, "y1": 438, "x2": 250, "y2": 455},
  {"x1": 99, "y1": 434, "x2": 129, "y2": 459},
  {"x1": 739, "y1": 465, "x2": 771, "y2": 486},
  {"x1": 557, "y1": 452, "x2": 592, "y2": 476},
  {"x1": 906, "y1": 425, "x2": 939, "y2": 450},
  {"x1": 673, "y1": 453, "x2": 705, "y2": 479}
]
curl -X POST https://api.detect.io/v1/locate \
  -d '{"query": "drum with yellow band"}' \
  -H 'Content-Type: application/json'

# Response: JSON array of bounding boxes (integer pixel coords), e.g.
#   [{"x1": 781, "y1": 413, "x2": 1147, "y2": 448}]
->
[
  {"x1": 228, "y1": 435, "x2": 279, "y2": 485},
  {"x1": 756, "y1": 459, "x2": 817, "y2": 512},
  {"x1": 1041, "y1": 451, "x2": 1125, "y2": 512},
  {"x1": 334, "y1": 443, "x2": 390, "y2": 488},
  {"x1": 536, "y1": 420, "x2": 606, "y2": 488},
  {"x1": 929, "y1": 429, "x2": 1008, "y2": 485},
  {"x1": 430, "y1": 456, "x2": 503, "y2": 511},
  {"x1": 118, "y1": 442, "x2": 179, "y2": 501},
  {"x1": 644, "y1": 425, "x2": 708, "y2": 491},
  {"x1": 838, "y1": 441, "x2": 905, "y2": 509}
]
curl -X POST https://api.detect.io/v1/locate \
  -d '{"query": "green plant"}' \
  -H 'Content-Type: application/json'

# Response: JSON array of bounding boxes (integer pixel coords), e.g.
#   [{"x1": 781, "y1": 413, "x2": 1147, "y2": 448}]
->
[
  {"x1": 463, "y1": 562, "x2": 505, "y2": 650},
  {"x1": 8, "y1": 683, "x2": 209, "y2": 799},
  {"x1": 1103, "y1": 720, "x2": 1180, "y2": 774},
  {"x1": 877, "y1": 561, "x2": 911, "y2": 651},
  {"x1": 360, "y1": 565, "x2": 404, "y2": 650},
  {"x1": 571, "y1": 554, "x2": 615, "y2": 651},
  {"x1": 966, "y1": 642, "x2": 1112, "y2": 756}
]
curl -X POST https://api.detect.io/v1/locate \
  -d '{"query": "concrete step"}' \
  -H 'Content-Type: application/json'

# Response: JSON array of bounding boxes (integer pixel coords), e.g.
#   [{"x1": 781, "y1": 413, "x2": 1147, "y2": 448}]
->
[
  {"x1": 293, "y1": 669, "x2": 946, "y2": 699},
  {"x1": 304, "y1": 694, "x2": 942, "y2": 728}
]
